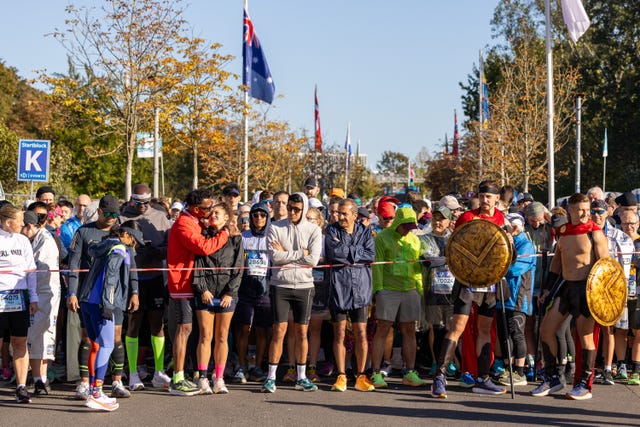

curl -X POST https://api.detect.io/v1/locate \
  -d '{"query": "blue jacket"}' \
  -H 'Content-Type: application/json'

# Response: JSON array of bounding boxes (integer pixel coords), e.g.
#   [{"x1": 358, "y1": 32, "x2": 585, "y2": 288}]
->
[
  {"x1": 497, "y1": 233, "x2": 536, "y2": 315},
  {"x1": 78, "y1": 238, "x2": 138, "y2": 313},
  {"x1": 325, "y1": 221, "x2": 375, "y2": 311}
]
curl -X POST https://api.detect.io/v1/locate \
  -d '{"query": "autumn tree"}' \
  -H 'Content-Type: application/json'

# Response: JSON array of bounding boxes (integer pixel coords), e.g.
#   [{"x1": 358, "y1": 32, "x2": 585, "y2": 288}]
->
[{"x1": 47, "y1": 0, "x2": 187, "y2": 199}]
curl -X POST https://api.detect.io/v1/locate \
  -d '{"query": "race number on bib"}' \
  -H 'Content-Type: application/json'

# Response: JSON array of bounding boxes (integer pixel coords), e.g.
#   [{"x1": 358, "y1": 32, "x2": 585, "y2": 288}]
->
[
  {"x1": 432, "y1": 266, "x2": 455, "y2": 294},
  {"x1": 247, "y1": 251, "x2": 268, "y2": 277},
  {"x1": 0, "y1": 290, "x2": 26, "y2": 313}
]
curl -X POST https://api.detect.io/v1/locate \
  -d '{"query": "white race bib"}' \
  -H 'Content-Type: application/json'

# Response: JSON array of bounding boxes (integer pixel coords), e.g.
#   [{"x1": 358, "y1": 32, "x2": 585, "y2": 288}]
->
[
  {"x1": 247, "y1": 251, "x2": 268, "y2": 277},
  {"x1": 432, "y1": 266, "x2": 455, "y2": 295},
  {"x1": 0, "y1": 290, "x2": 26, "y2": 313}
]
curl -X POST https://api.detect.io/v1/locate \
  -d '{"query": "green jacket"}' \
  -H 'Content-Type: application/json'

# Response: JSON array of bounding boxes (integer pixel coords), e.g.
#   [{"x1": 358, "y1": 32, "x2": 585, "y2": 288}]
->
[{"x1": 373, "y1": 207, "x2": 423, "y2": 294}]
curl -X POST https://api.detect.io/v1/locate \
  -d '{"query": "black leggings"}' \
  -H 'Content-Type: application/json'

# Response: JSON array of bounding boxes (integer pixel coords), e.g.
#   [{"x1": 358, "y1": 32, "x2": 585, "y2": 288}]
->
[{"x1": 497, "y1": 310, "x2": 527, "y2": 360}]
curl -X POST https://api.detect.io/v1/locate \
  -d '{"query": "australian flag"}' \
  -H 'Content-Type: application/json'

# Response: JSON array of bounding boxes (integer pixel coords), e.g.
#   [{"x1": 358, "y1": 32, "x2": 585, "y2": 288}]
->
[{"x1": 243, "y1": 2, "x2": 275, "y2": 104}]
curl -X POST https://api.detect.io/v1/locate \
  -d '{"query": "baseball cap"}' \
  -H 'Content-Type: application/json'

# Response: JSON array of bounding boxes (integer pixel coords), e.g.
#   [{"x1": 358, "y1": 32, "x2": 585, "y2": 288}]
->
[
  {"x1": 591, "y1": 199, "x2": 607, "y2": 210},
  {"x1": 308, "y1": 197, "x2": 323, "y2": 209},
  {"x1": 357, "y1": 207, "x2": 371, "y2": 218},
  {"x1": 379, "y1": 195, "x2": 400, "y2": 205},
  {"x1": 506, "y1": 213, "x2": 525, "y2": 229},
  {"x1": 377, "y1": 201, "x2": 396, "y2": 219},
  {"x1": 120, "y1": 226, "x2": 145, "y2": 246},
  {"x1": 99, "y1": 195, "x2": 120, "y2": 213},
  {"x1": 517, "y1": 193, "x2": 534, "y2": 203},
  {"x1": 304, "y1": 177, "x2": 318, "y2": 188},
  {"x1": 439, "y1": 195, "x2": 461, "y2": 210},
  {"x1": 433, "y1": 205, "x2": 452, "y2": 220},
  {"x1": 330, "y1": 188, "x2": 345, "y2": 198},
  {"x1": 170, "y1": 202, "x2": 183, "y2": 211},
  {"x1": 525, "y1": 201, "x2": 545, "y2": 217},
  {"x1": 615, "y1": 192, "x2": 637, "y2": 207},
  {"x1": 222, "y1": 183, "x2": 240, "y2": 196}
]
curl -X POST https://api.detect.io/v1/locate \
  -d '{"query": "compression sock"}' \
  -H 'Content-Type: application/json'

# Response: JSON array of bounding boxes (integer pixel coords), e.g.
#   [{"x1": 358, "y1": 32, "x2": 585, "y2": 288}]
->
[
  {"x1": 87, "y1": 340, "x2": 99, "y2": 386},
  {"x1": 173, "y1": 370, "x2": 184, "y2": 383},
  {"x1": 477, "y1": 343, "x2": 492, "y2": 378},
  {"x1": 110, "y1": 341, "x2": 125, "y2": 377},
  {"x1": 125, "y1": 336, "x2": 139, "y2": 374},
  {"x1": 79, "y1": 342, "x2": 91, "y2": 379},
  {"x1": 296, "y1": 363, "x2": 307, "y2": 380},
  {"x1": 267, "y1": 363, "x2": 278, "y2": 380},
  {"x1": 150, "y1": 335, "x2": 165, "y2": 372},
  {"x1": 581, "y1": 349, "x2": 596, "y2": 382},
  {"x1": 215, "y1": 364, "x2": 225, "y2": 381}
]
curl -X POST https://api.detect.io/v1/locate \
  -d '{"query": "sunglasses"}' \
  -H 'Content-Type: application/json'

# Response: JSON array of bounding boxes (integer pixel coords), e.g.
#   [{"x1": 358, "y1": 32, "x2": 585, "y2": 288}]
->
[
  {"x1": 382, "y1": 216, "x2": 395, "y2": 221},
  {"x1": 104, "y1": 211, "x2": 119, "y2": 219},
  {"x1": 197, "y1": 205, "x2": 214, "y2": 212},
  {"x1": 251, "y1": 212, "x2": 267, "y2": 218},
  {"x1": 590, "y1": 209, "x2": 606, "y2": 215},
  {"x1": 263, "y1": 199, "x2": 273, "y2": 204},
  {"x1": 287, "y1": 206, "x2": 303, "y2": 213},
  {"x1": 133, "y1": 200, "x2": 150, "y2": 206}
]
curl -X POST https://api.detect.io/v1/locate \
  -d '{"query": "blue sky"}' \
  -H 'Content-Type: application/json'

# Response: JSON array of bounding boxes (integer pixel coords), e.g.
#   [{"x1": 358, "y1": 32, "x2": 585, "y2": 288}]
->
[{"x1": 0, "y1": 0, "x2": 500, "y2": 170}]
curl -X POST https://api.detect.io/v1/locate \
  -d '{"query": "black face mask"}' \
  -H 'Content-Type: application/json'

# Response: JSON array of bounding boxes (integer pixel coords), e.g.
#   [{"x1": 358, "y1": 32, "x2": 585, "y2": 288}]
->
[{"x1": 418, "y1": 213, "x2": 431, "y2": 225}]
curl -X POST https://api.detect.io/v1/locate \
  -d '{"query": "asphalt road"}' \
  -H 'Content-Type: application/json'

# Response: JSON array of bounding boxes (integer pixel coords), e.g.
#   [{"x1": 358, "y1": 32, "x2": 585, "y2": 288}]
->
[{"x1": 1, "y1": 374, "x2": 639, "y2": 427}]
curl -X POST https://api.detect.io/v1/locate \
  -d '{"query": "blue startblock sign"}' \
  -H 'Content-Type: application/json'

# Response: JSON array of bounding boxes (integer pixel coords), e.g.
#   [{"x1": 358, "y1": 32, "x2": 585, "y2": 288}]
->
[{"x1": 17, "y1": 139, "x2": 51, "y2": 182}]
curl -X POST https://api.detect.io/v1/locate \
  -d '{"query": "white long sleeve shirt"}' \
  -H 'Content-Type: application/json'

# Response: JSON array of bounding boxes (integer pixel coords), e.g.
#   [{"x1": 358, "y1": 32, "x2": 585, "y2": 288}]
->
[{"x1": 0, "y1": 228, "x2": 38, "y2": 303}]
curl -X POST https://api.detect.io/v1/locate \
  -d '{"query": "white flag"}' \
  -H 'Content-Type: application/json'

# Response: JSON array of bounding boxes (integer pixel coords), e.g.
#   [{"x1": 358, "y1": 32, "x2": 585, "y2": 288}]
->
[{"x1": 560, "y1": 0, "x2": 590, "y2": 43}]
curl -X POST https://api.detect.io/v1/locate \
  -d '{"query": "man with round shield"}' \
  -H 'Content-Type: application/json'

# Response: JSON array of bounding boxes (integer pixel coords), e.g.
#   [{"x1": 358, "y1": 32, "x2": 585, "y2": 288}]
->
[{"x1": 431, "y1": 179, "x2": 508, "y2": 398}]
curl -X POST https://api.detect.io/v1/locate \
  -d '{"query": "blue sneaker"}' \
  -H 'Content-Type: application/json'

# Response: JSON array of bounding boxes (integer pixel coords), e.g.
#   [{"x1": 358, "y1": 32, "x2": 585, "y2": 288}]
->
[
  {"x1": 491, "y1": 359, "x2": 505, "y2": 377},
  {"x1": 459, "y1": 372, "x2": 475, "y2": 388},
  {"x1": 445, "y1": 361, "x2": 458, "y2": 377},
  {"x1": 261, "y1": 378, "x2": 277, "y2": 393},
  {"x1": 566, "y1": 380, "x2": 592, "y2": 400},
  {"x1": 295, "y1": 377, "x2": 318, "y2": 392},
  {"x1": 525, "y1": 366, "x2": 535, "y2": 381},
  {"x1": 530, "y1": 374, "x2": 563, "y2": 397},
  {"x1": 431, "y1": 374, "x2": 447, "y2": 398}
]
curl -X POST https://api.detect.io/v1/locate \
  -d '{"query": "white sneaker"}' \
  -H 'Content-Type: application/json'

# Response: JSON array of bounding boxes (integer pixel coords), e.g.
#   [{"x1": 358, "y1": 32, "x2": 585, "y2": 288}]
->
[
  {"x1": 212, "y1": 378, "x2": 229, "y2": 394},
  {"x1": 198, "y1": 377, "x2": 213, "y2": 395},
  {"x1": 74, "y1": 381, "x2": 90, "y2": 400},
  {"x1": 85, "y1": 392, "x2": 119, "y2": 412},
  {"x1": 129, "y1": 372, "x2": 145, "y2": 391},
  {"x1": 152, "y1": 370, "x2": 171, "y2": 389},
  {"x1": 137, "y1": 365, "x2": 149, "y2": 380}
]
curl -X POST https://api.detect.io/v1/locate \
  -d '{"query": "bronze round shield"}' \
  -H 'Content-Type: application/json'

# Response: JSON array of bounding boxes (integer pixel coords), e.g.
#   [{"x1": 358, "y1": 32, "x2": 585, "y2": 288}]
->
[
  {"x1": 445, "y1": 219, "x2": 513, "y2": 288},
  {"x1": 586, "y1": 257, "x2": 627, "y2": 326}
]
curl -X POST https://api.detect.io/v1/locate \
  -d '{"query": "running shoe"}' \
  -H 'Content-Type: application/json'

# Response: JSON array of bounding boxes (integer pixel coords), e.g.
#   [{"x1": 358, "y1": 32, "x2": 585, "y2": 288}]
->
[
  {"x1": 428, "y1": 362, "x2": 437, "y2": 377},
  {"x1": 307, "y1": 365, "x2": 319, "y2": 383},
  {"x1": 212, "y1": 378, "x2": 229, "y2": 394},
  {"x1": 332, "y1": 374, "x2": 347, "y2": 392},
  {"x1": 198, "y1": 377, "x2": 213, "y2": 395},
  {"x1": 283, "y1": 367, "x2": 297, "y2": 383},
  {"x1": 459, "y1": 372, "x2": 475, "y2": 388},
  {"x1": 318, "y1": 361, "x2": 334, "y2": 377},
  {"x1": 261, "y1": 378, "x2": 277, "y2": 393},
  {"x1": 137, "y1": 364, "x2": 149, "y2": 381},
  {"x1": 250, "y1": 366, "x2": 266, "y2": 382},
  {"x1": 152, "y1": 370, "x2": 171, "y2": 389},
  {"x1": 472, "y1": 377, "x2": 506, "y2": 395},
  {"x1": 445, "y1": 361, "x2": 458, "y2": 377},
  {"x1": 74, "y1": 381, "x2": 90, "y2": 400},
  {"x1": 34, "y1": 379, "x2": 51, "y2": 396},
  {"x1": 371, "y1": 371, "x2": 388, "y2": 389},
  {"x1": 233, "y1": 367, "x2": 247, "y2": 384},
  {"x1": 627, "y1": 372, "x2": 640, "y2": 386},
  {"x1": 498, "y1": 371, "x2": 527, "y2": 386},
  {"x1": 1, "y1": 367, "x2": 14, "y2": 382},
  {"x1": 85, "y1": 392, "x2": 119, "y2": 412},
  {"x1": 129, "y1": 372, "x2": 145, "y2": 391},
  {"x1": 431, "y1": 374, "x2": 447, "y2": 398},
  {"x1": 295, "y1": 377, "x2": 318, "y2": 392},
  {"x1": 402, "y1": 370, "x2": 426, "y2": 387},
  {"x1": 15, "y1": 385, "x2": 32, "y2": 403},
  {"x1": 615, "y1": 363, "x2": 628, "y2": 381},
  {"x1": 169, "y1": 379, "x2": 200, "y2": 396},
  {"x1": 602, "y1": 370, "x2": 615, "y2": 385},
  {"x1": 530, "y1": 374, "x2": 564, "y2": 397},
  {"x1": 355, "y1": 374, "x2": 375, "y2": 392},
  {"x1": 111, "y1": 380, "x2": 131, "y2": 398},
  {"x1": 490, "y1": 360, "x2": 505, "y2": 378},
  {"x1": 379, "y1": 361, "x2": 392, "y2": 377},
  {"x1": 566, "y1": 380, "x2": 592, "y2": 400}
]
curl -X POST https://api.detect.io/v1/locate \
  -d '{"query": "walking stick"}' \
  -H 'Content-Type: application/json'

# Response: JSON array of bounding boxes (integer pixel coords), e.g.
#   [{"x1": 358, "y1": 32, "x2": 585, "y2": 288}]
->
[{"x1": 498, "y1": 278, "x2": 515, "y2": 399}]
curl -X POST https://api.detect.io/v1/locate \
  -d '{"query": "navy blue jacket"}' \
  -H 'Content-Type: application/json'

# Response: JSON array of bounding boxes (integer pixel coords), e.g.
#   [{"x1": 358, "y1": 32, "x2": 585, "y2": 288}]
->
[{"x1": 324, "y1": 221, "x2": 375, "y2": 311}]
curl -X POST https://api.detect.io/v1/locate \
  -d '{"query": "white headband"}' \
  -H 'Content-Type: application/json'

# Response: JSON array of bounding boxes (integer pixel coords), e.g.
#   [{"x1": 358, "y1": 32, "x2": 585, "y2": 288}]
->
[{"x1": 131, "y1": 192, "x2": 152, "y2": 201}]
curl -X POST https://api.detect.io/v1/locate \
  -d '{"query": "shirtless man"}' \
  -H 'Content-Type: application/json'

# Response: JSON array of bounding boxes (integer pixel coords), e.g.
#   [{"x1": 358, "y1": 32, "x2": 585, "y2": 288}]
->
[{"x1": 530, "y1": 193, "x2": 609, "y2": 400}]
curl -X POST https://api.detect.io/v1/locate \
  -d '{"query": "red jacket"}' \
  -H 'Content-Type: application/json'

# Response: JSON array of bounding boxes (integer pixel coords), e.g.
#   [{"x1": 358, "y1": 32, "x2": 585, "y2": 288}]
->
[{"x1": 167, "y1": 211, "x2": 229, "y2": 299}]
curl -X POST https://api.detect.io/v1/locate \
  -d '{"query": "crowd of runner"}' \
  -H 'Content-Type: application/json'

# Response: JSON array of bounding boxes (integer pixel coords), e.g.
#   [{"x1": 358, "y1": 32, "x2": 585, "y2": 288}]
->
[{"x1": 0, "y1": 178, "x2": 637, "y2": 411}]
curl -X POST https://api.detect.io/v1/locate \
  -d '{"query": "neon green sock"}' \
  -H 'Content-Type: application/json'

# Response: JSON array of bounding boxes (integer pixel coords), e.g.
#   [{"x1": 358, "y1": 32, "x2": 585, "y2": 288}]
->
[
  {"x1": 150, "y1": 335, "x2": 165, "y2": 372},
  {"x1": 173, "y1": 370, "x2": 184, "y2": 383},
  {"x1": 125, "y1": 336, "x2": 139, "y2": 375}
]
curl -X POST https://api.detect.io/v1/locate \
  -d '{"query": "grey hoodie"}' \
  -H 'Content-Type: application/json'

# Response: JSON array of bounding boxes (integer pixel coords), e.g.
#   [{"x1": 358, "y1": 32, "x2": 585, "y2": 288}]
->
[{"x1": 267, "y1": 192, "x2": 322, "y2": 289}]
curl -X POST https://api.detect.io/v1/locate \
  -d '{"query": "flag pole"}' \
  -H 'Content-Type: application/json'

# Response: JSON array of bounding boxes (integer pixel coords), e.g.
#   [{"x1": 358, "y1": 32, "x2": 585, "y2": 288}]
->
[
  {"x1": 344, "y1": 123, "x2": 350, "y2": 194},
  {"x1": 545, "y1": 0, "x2": 556, "y2": 206},
  {"x1": 602, "y1": 128, "x2": 608, "y2": 192},
  {"x1": 478, "y1": 50, "x2": 483, "y2": 181},
  {"x1": 243, "y1": 91, "x2": 249, "y2": 203}
]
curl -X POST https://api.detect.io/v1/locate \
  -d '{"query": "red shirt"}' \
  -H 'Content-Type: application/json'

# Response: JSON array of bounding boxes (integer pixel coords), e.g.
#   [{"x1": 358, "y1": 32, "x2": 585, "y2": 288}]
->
[
  {"x1": 167, "y1": 211, "x2": 229, "y2": 299},
  {"x1": 455, "y1": 208, "x2": 505, "y2": 228}
]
